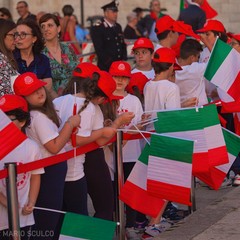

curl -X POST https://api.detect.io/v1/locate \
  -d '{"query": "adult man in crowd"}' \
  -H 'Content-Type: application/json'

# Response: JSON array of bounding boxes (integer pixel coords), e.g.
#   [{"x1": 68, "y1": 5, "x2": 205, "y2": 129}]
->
[
  {"x1": 178, "y1": 0, "x2": 206, "y2": 32},
  {"x1": 16, "y1": 1, "x2": 36, "y2": 23},
  {"x1": 91, "y1": 1, "x2": 127, "y2": 71}
]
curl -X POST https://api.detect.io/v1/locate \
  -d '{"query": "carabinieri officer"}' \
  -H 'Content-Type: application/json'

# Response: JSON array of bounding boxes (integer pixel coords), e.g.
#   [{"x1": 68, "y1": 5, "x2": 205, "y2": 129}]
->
[{"x1": 91, "y1": 1, "x2": 127, "y2": 71}]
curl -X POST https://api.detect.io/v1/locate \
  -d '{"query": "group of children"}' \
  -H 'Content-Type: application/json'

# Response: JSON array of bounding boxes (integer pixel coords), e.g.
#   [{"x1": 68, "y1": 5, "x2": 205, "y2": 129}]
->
[{"x1": 0, "y1": 14, "x2": 240, "y2": 240}]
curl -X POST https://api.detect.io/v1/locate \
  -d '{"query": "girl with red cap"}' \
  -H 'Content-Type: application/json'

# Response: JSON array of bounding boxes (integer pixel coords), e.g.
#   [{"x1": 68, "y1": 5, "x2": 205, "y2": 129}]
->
[
  {"x1": 13, "y1": 72, "x2": 81, "y2": 239},
  {"x1": 0, "y1": 94, "x2": 44, "y2": 240},
  {"x1": 54, "y1": 70, "x2": 122, "y2": 221}
]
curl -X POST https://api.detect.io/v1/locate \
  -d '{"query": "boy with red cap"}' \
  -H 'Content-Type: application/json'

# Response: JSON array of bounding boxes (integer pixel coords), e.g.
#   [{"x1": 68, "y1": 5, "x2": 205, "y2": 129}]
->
[
  {"x1": 131, "y1": 37, "x2": 155, "y2": 80},
  {"x1": 228, "y1": 33, "x2": 240, "y2": 53},
  {"x1": 142, "y1": 47, "x2": 183, "y2": 238},
  {"x1": 0, "y1": 94, "x2": 44, "y2": 239}
]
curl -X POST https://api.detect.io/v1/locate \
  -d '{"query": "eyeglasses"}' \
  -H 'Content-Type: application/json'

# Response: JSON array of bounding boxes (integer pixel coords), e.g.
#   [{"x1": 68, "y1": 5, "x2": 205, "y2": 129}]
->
[
  {"x1": 13, "y1": 32, "x2": 33, "y2": 40},
  {"x1": 16, "y1": 5, "x2": 26, "y2": 10}
]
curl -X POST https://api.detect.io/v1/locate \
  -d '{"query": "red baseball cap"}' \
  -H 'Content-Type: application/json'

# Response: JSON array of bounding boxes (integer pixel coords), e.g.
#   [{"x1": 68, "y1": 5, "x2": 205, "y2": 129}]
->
[
  {"x1": 0, "y1": 94, "x2": 28, "y2": 113},
  {"x1": 153, "y1": 47, "x2": 182, "y2": 70},
  {"x1": 228, "y1": 33, "x2": 240, "y2": 42},
  {"x1": 155, "y1": 15, "x2": 175, "y2": 35},
  {"x1": 109, "y1": 61, "x2": 131, "y2": 78},
  {"x1": 197, "y1": 20, "x2": 225, "y2": 33},
  {"x1": 126, "y1": 72, "x2": 149, "y2": 94},
  {"x1": 132, "y1": 37, "x2": 154, "y2": 51},
  {"x1": 173, "y1": 21, "x2": 200, "y2": 40},
  {"x1": 73, "y1": 62, "x2": 100, "y2": 78},
  {"x1": 13, "y1": 72, "x2": 47, "y2": 96},
  {"x1": 96, "y1": 71, "x2": 123, "y2": 102}
]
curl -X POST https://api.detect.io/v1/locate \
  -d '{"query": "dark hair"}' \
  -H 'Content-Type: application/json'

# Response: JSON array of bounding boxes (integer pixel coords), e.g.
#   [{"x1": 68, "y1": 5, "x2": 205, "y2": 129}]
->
[
  {"x1": 156, "y1": 30, "x2": 171, "y2": 41},
  {"x1": 17, "y1": 1, "x2": 28, "y2": 7},
  {"x1": 152, "y1": 60, "x2": 173, "y2": 74},
  {"x1": 17, "y1": 19, "x2": 44, "y2": 54},
  {"x1": 39, "y1": 13, "x2": 60, "y2": 27},
  {"x1": 27, "y1": 87, "x2": 60, "y2": 127},
  {"x1": 0, "y1": 7, "x2": 13, "y2": 20},
  {"x1": 0, "y1": 19, "x2": 18, "y2": 69},
  {"x1": 130, "y1": 86, "x2": 144, "y2": 105},
  {"x1": 5, "y1": 108, "x2": 30, "y2": 132},
  {"x1": 100, "y1": 100, "x2": 119, "y2": 122},
  {"x1": 211, "y1": 30, "x2": 228, "y2": 43},
  {"x1": 180, "y1": 38, "x2": 203, "y2": 59},
  {"x1": 62, "y1": 5, "x2": 74, "y2": 16}
]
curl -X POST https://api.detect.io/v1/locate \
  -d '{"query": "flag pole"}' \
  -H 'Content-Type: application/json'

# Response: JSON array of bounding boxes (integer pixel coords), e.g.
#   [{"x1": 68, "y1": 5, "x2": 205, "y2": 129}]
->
[
  {"x1": 5, "y1": 162, "x2": 21, "y2": 240},
  {"x1": 115, "y1": 131, "x2": 125, "y2": 240},
  {"x1": 189, "y1": 176, "x2": 197, "y2": 213}
]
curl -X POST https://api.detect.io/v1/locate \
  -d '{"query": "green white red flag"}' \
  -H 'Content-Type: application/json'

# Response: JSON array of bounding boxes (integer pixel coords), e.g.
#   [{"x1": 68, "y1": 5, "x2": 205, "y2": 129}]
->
[
  {"x1": 119, "y1": 143, "x2": 165, "y2": 218},
  {"x1": 147, "y1": 134, "x2": 194, "y2": 205},
  {"x1": 59, "y1": 212, "x2": 117, "y2": 240},
  {"x1": 204, "y1": 39, "x2": 240, "y2": 102},
  {"x1": 154, "y1": 105, "x2": 229, "y2": 183}
]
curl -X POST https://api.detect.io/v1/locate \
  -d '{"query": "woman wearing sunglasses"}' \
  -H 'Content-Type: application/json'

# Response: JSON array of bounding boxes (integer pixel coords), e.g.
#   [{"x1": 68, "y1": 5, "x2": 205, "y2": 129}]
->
[
  {"x1": 13, "y1": 19, "x2": 57, "y2": 98},
  {"x1": 0, "y1": 19, "x2": 18, "y2": 96}
]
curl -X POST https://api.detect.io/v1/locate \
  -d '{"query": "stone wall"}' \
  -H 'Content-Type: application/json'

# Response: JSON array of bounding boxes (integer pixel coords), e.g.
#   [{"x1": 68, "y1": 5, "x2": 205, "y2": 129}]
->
[{"x1": 0, "y1": 0, "x2": 239, "y2": 33}]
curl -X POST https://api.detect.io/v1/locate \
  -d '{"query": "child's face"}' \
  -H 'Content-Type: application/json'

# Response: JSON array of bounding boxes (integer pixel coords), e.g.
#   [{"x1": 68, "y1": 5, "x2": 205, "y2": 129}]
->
[
  {"x1": 134, "y1": 48, "x2": 153, "y2": 70},
  {"x1": 25, "y1": 87, "x2": 46, "y2": 107},
  {"x1": 112, "y1": 76, "x2": 130, "y2": 92}
]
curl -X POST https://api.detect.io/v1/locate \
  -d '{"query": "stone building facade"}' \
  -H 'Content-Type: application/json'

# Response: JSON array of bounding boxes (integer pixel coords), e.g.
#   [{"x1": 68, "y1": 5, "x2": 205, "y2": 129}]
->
[{"x1": 1, "y1": 0, "x2": 239, "y2": 33}]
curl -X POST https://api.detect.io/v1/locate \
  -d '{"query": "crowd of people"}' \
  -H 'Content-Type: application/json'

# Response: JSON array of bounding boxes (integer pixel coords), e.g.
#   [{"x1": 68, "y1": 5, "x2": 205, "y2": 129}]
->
[{"x1": 0, "y1": 0, "x2": 240, "y2": 240}]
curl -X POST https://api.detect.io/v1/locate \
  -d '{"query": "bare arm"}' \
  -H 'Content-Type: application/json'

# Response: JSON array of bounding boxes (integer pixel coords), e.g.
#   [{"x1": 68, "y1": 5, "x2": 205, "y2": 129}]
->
[
  {"x1": 0, "y1": 191, "x2": 7, "y2": 208},
  {"x1": 44, "y1": 115, "x2": 81, "y2": 154},
  {"x1": 68, "y1": 20, "x2": 82, "y2": 54}
]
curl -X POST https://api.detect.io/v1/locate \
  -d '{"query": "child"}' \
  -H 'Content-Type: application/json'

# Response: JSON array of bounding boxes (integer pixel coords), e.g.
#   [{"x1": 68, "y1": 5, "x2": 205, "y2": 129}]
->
[
  {"x1": 142, "y1": 47, "x2": 183, "y2": 239},
  {"x1": 131, "y1": 38, "x2": 155, "y2": 80},
  {"x1": 13, "y1": 72, "x2": 80, "y2": 240},
  {"x1": 175, "y1": 38, "x2": 208, "y2": 106},
  {"x1": 0, "y1": 94, "x2": 44, "y2": 240},
  {"x1": 108, "y1": 60, "x2": 148, "y2": 239},
  {"x1": 54, "y1": 69, "x2": 119, "y2": 220}
]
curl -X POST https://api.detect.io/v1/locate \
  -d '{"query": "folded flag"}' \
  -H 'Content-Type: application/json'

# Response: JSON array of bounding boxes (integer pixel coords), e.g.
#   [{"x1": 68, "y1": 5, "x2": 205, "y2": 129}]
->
[
  {"x1": 204, "y1": 39, "x2": 240, "y2": 102},
  {"x1": 147, "y1": 134, "x2": 194, "y2": 205},
  {"x1": 119, "y1": 143, "x2": 165, "y2": 218},
  {"x1": 0, "y1": 110, "x2": 27, "y2": 160},
  {"x1": 59, "y1": 212, "x2": 117, "y2": 240},
  {"x1": 198, "y1": 128, "x2": 240, "y2": 190}
]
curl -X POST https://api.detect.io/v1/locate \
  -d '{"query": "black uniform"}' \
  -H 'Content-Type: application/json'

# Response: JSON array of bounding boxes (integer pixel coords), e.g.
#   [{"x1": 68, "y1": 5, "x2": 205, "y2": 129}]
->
[{"x1": 91, "y1": 19, "x2": 127, "y2": 71}]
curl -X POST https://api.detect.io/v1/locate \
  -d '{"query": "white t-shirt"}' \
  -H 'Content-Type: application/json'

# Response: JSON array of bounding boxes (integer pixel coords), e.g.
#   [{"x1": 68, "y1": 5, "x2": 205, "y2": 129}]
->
[
  {"x1": 144, "y1": 80, "x2": 181, "y2": 130},
  {"x1": 54, "y1": 94, "x2": 97, "y2": 181},
  {"x1": 0, "y1": 139, "x2": 44, "y2": 230},
  {"x1": 131, "y1": 68, "x2": 155, "y2": 81},
  {"x1": 104, "y1": 94, "x2": 143, "y2": 179},
  {"x1": 175, "y1": 62, "x2": 208, "y2": 106}
]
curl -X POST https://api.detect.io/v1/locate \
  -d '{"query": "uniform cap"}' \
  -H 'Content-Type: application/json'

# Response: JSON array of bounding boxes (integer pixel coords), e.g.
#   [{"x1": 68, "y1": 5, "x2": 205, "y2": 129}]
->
[
  {"x1": 132, "y1": 38, "x2": 154, "y2": 51},
  {"x1": 155, "y1": 15, "x2": 175, "y2": 35},
  {"x1": 126, "y1": 72, "x2": 149, "y2": 94},
  {"x1": 153, "y1": 47, "x2": 182, "y2": 70},
  {"x1": 13, "y1": 72, "x2": 47, "y2": 96},
  {"x1": 73, "y1": 63, "x2": 100, "y2": 78},
  {"x1": 197, "y1": 20, "x2": 225, "y2": 33},
  {"x1": 109, "y1": 61, "x2": 131, "y2": 78},
  {"x1": 0, "y1": 94, "x2": 28, "y2": 113},
  {"x1": 101, "y1": 1, "x2": 118, "y2": 12},
  {"x1": 95, "y1": 70, "x2": 123, "y2": 102}
]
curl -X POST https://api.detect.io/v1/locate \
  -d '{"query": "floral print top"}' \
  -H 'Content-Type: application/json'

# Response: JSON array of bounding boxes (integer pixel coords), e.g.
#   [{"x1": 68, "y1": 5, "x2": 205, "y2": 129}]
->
[
  {"x1": 42, "y1": 42, "x2": 78, "y2": 94},
  {"x1": 0, "y1": 52, "x2": 18, "y2": 96}
]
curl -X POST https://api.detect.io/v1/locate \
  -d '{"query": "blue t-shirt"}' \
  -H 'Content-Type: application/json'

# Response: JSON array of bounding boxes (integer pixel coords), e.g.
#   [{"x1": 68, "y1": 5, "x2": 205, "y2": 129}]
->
[{"x1": 14, "y1": 49, "x2": 52, "y2": 79}]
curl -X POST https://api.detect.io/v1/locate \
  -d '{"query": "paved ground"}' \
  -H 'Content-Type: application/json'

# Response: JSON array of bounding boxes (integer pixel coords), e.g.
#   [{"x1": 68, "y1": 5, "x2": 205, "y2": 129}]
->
[{"x1": 157, "y1": 183, "x2": 240, "y2": 240}]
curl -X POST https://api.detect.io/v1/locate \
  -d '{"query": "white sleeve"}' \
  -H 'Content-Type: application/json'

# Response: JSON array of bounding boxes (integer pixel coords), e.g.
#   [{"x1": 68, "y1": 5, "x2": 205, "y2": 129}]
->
[{"x1": 165, "y1": 85, "x2": 181, "y2": 109}]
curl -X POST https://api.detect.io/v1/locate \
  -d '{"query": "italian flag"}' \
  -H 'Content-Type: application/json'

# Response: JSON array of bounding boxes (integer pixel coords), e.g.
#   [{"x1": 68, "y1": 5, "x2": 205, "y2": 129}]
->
[
  {"x1": 204, "y1": 39, "x2": 240, "y2": 102},
  {"x1": 154, "y1": 105, "x2": 228, "y2": 179},
  {"x1": 0, "y1": 110, "x2": 27, "y2": 160},
  {"x1": 199, "y1": 128, "x2": 240, "y2": 190},
  {"x1": 59, "y1": 212, "x2": 117, "y2": 240},
  {"x1": 147, "y1": 134, "x2": 194, "y2": 206},
  {"x1": 119, "y1": 144, "x2": 165, "y2": 218}
]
